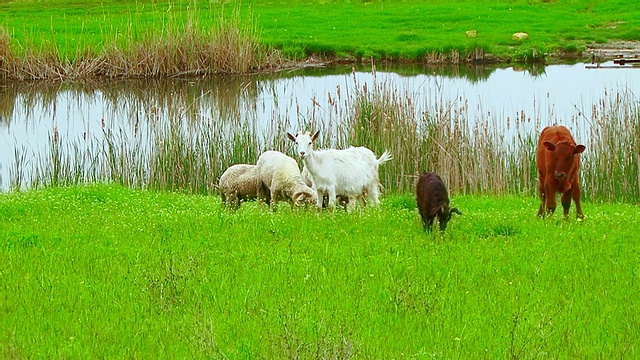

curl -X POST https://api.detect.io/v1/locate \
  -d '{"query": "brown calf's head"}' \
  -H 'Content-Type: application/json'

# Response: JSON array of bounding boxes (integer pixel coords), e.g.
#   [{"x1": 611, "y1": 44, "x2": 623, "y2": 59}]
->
[{"x1": 543, "y1": 140, "x2": 586, "y2": 180}]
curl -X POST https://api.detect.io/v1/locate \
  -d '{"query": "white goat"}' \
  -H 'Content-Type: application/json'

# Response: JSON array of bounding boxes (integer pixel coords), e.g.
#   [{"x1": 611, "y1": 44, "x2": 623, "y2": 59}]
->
[
  {"x1": 287, "y1": 131, "x2": 392, "y2": 210},
  {"x1": 255, "y1": 150, "x2": 318, "y2": 209},
  {"x1": 302, "y1": 165, "x2": 365, "y2": 210}
]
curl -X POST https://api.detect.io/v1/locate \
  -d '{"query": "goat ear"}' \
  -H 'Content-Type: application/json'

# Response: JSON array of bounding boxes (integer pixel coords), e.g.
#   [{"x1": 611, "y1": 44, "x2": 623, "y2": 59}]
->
[
  {"x1": 451, "y1": 207, "x2": 462, "y2": 215},
  {"x1": 543, "y1": 141, "x2": 556, "y2": 151},
  {"x1": 574, "y1": 145, "x2": 586, "y2": 154},
  {"x1": 287, "y1": 132, "x2": 297, "y2": 142},
  {"x1": 311, "y1": 130, "x2": 320, "y2": 141}
]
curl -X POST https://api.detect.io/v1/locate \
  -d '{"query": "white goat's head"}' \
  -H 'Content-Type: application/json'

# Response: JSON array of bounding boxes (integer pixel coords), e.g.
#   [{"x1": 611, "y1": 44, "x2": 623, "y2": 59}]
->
[{"x1": 287, "y1": 130, "x2": 319, "y2": 159}]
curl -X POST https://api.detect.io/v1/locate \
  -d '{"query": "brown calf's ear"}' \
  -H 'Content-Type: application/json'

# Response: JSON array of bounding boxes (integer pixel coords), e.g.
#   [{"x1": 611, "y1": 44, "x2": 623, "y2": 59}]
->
[
  {"x1": 312, "y1": 130, "x2": 320, "y2": 141},
  {"x1": 574, "y1": 145, "x2": 586, "y2": 154},
  {"x1": 451, "y1": 207, "x2": 462, "y2": 215},
  {"x1": 287, "y1": 133, "x2": 297, "y2": 142},
  {"x1": 543, "y1": 141, "x2": 556, "y2": 151}
]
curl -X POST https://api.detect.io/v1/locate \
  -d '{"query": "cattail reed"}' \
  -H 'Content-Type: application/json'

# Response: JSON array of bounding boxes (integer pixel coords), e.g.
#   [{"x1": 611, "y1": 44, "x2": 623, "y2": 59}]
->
[
  {"x1": 580, "y1": 88, "x2": 640, "y2": 202},
  {"x1": 9, "y1": 72, "x2": 640, "y2": 203},
  {"x1": 0, "y1": 6, "x2": 282, "y2": 80}
]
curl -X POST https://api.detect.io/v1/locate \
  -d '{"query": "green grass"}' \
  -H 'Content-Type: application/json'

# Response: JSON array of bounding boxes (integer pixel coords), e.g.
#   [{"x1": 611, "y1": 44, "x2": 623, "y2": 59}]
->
[
  {"x1": 1, "y1": 0, "x2": 639, "y2": 78},
  {"x1": 1, "y1": 184, "x2": 639, "y2": 357},
  {"x1": 247, "y1": 0, "x2": 640, "y2": 62}
]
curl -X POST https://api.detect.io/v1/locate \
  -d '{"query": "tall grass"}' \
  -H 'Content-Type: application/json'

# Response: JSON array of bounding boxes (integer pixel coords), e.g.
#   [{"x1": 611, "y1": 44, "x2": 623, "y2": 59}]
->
[
  {"x1": 0, "y1": 26, "x2": 12, "y2": 78},
  {"x1": 0, "y1": 6, "x2": 284, "y2": 80},
  {"x1": 289, "y1": 67, "x2": 639, "y2": 201},
  {"x1": 22, "y1": 90, "x2": 262, "y2": 194},
  {"x1": 583, "y1": 89, "x2": 640, "y2": 202},
  {"x1": 8, "y1": 68, "x2": 640, "y2": 203},
  {"x1": 335, "y1": 65, "x2": 537, "y2": 195}
]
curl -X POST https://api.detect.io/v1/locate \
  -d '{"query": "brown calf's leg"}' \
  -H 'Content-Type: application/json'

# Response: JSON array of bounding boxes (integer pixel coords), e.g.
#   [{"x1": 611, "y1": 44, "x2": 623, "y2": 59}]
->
[
  {"x1": 544, "y1": 183, "x2": 557, "y2": 217},
  {"x1": 561, "y1": 191, "x2": 572, "y2": 219},
  {"x1": 537, "y1": 178, "x2": 546, "y2": 217},
  {"x1": 538, "y1": 193, "x2": 546, "y2": 218},
  {"x1": 572, "y1": 182, "x2": 584, "y2": 220}
]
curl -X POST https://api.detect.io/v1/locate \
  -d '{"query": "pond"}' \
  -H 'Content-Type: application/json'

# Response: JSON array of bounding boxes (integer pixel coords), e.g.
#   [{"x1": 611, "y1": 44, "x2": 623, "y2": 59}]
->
[{"x1": 0, "y1": 61, "x2": 639, "y2": 198}]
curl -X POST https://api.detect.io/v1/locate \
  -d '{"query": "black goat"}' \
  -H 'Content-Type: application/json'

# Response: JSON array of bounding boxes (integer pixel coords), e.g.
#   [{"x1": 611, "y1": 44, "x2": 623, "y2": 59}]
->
[{"x1": 416, "y1": 172, "x2": 461, "y2": 231}]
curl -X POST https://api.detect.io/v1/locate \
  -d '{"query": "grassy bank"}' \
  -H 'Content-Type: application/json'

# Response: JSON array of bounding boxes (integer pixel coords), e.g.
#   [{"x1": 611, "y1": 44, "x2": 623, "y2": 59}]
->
[
  {"x1": 1, "y1": 0, "x2": 640, "y2": 79},
  {"x1": 1, "y1": 184, "x2": 639, "y2": 357},
  {"x1": 0, "y1": 2, "x2": 284, "y2": 80}
]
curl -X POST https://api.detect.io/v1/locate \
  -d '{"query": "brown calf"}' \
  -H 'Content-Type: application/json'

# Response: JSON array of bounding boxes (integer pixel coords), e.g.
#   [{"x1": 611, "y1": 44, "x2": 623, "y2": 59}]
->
[
  {"x1": 536, "y1": 125, "x2": 586, "y2": 219},
  {"x1": 416, "y1": 172, "x2": 461, "y2": 231}
]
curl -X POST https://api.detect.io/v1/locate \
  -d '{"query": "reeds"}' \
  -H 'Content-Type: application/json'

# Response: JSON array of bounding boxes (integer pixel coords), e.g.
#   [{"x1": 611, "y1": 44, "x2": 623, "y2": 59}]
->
[
  {"x1": 0, "y1": 6, "x2": 284, "y2": 80},
  {"x1": 582, "y1": 88, "x2": 640, "y2": 202},
  {"x1": 291, "y1": 65, "x2": 539, "y2": 196},
  {"x1": 8, "y1": 70, "x2": 640, "y2": 203},
  {"x1": 0, "y1": 26, "x2": 12, "y2": 80}
]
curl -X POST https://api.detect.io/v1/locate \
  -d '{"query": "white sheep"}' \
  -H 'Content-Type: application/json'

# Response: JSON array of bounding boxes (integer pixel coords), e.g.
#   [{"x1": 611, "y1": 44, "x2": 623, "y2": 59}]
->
[
  {"x1": 255, "y1": 150, "x2": 318, "y2": 209},
  {"x1": 218, "y1": 164, "x2": 265, "y2": 209},
  {"x1": 287, "y1": 130, "x2": 392, "y2": 210}
]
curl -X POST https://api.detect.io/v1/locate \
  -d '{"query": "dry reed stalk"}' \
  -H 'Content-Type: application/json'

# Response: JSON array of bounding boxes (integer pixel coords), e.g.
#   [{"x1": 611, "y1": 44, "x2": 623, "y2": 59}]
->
[
  {"x1": 581, "y1": 89, "x2": 640, "y2": 202},
  {"x1": 0, "y1": 7, "x2": 279, "y2": 80},
  {"x1": 0, "y1": 26, "x2": 12, "y2": 79},
  {"x1": 288, "y1": 66, "x2": 536, "y2": 196},
  {"x1": 422, "y1": 50, "x2": 463, "y2": 64},
  {"x1": 11, "y1": 70, "x2": 640, "y2": 203}
]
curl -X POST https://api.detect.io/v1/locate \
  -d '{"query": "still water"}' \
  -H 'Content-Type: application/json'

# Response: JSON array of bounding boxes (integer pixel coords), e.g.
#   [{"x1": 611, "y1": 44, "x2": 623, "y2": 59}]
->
[{"x1": 0, "y1": 61, "x2": 638, "y2": 190}]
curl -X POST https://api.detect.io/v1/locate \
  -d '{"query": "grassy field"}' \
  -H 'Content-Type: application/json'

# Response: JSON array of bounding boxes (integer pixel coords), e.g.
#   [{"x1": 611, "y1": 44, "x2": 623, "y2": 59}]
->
[
  {"x1": 1, "y1": 184, "x2": 639, "y2": 357},
  {"x1": 1, "y1": 0, "x2": 640, "y2": 79},
  {"x1": 2, "y1": 1, "x2": 638, "y2": 357},
  {"x1": 247, "y1": 0, "x2": 640, "y2": 61}
]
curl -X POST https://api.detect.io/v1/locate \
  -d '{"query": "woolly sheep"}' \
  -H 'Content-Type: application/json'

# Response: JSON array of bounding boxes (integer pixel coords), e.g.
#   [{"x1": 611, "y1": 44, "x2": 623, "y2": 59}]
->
[
  {"x1": 218, "y1": 164, "x2": 265, "y2": 209},
  {"x1": 416, "y1": 171, "x2": 461, "y2": 231},
  {"x1": 287, "y1": 130, "x2": 392, "y2": 210},
  {"x1": 255, "y1": 150, "x2": 318, "y2": 209}
]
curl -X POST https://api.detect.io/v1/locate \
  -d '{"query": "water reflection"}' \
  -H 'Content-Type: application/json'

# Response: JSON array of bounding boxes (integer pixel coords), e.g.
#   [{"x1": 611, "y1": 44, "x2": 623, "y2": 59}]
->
[
  {"x1": 0, "y1": 76, "x2": 261, "y2": 125},
  {"x1": 0, "y1": 62, "x2": 638, "y2": 198},
  {"x1": 296, "y1": 61, "x2": 547, "y2": 82}
]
